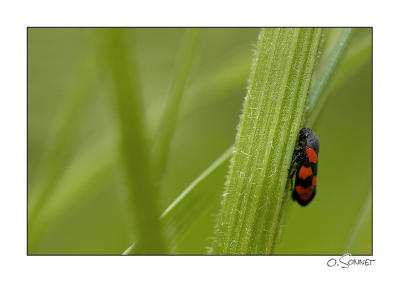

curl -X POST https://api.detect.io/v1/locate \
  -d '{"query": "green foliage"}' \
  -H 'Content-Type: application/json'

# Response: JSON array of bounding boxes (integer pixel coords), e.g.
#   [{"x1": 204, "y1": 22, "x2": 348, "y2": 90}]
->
[{"x1": 28, "y1": 28, "x2": 371, "y2": 255}]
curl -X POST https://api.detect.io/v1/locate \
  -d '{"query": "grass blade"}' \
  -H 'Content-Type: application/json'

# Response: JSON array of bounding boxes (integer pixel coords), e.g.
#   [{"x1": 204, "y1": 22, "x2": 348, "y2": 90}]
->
[
  {"x1": 322, "y1": 29, "x2": 372, "y2": 99},
  {"x1": 306, "y1": 28, "x2": 353, "y2": 125},
  {"x1": 211, "y1": 28, "x2": 322, "y2": 255},
  {"x1": 161, "y1": 146, "x2": 233, "y2": 218},
  {"x1": 344, "y1": 189, "x2": 372, "y2": 253},
  {"x1": 152, "y1": 29, "x2": 200, "y2": 184},
  {"x1": 161, "y1": 146, "x2": 233, "y2": 253},
  {"x1": 122, "y1": 241, "x2": 137, "y2": 255},
  {"x1": 124, "y1": 145, "x2": 233, "y2": 254},
  {"x1": 101, "y1": 29, "x2": 166, "y2": 253}
]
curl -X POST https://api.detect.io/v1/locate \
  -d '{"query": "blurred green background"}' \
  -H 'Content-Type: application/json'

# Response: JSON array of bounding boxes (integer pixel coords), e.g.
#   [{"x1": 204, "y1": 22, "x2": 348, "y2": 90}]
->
[{"x1": 28, "y1": 28, "x2": 371, "y2": 254}]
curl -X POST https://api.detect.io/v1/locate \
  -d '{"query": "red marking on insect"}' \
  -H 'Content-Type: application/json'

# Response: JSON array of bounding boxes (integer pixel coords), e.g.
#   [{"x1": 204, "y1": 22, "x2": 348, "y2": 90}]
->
[
  {"x1": 298, "y1": 166, "x2": 313, "y2": 179},
  {"x1": 306, "y1": 146, "x2": 318, "y2": 163}
]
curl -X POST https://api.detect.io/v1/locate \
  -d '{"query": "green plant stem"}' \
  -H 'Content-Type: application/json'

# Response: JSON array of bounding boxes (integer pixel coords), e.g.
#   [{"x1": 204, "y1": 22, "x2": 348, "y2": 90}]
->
[
  {"x1": 212, "y1": 28, "x2": 322, "y2": 255},
  {"x1": 102, "y1": 29, "x2": 166, "y2": 253},
  {"x1": 152, "y1": 29, "x2": 200, "y2": 185}
]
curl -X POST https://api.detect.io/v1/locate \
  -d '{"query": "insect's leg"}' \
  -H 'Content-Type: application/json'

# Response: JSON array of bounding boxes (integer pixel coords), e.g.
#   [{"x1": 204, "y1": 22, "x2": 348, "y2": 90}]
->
[
  {"x1": 289, "y1": 173, "x2": 293, "y2": 192},
  {"x1": 288, "y1": 148, "x2": 302, "y2": 192},
  {"x1": 291, "y1": 186, "x2": 297, "y2": 200},
  {"x1": 288, "y1": 148, "x2": 301, "y2": 174}
]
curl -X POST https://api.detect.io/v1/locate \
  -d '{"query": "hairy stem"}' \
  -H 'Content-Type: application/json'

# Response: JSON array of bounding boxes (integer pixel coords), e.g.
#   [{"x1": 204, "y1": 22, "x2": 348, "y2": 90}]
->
[{"x1": 212, "y1": 28, "x2": 322, "y2": 255}]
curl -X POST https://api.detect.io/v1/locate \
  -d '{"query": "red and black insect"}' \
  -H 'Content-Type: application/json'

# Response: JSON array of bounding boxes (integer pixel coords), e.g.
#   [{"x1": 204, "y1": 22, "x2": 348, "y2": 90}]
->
[{"x1": 289, "y1": 127, "x2": 320, "y2": 206}]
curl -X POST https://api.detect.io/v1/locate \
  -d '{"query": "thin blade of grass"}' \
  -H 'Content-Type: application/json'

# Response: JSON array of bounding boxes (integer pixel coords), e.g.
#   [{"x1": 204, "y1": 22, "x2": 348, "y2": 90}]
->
[
  {"x1": 124, "y1": 145, "x2": 233, "y2": 254},
  {"x1": 152, "y1": 29, "x2": 200, "y2": 185},
  {"x1": 161, "y1": 146, "x2": 233, "y2": 252},
  {"x1": 101, "y1": 28, "x2": 166, "y2": 253},
  {"x1": 322, "y1": 29, "x2": 372, "y2": 96},
  {"x1": 122, "y1": 241, "x2": 137, "y2": 255},
  {"x1": 306, "y1": 28, "x2": 353, "y2": 124},
  {"x1": 161, "y1": 146, "x2": 233, "y2": 218},
  {"x1": 344, "y1": 189, "x2": 372, "y2": 253}
]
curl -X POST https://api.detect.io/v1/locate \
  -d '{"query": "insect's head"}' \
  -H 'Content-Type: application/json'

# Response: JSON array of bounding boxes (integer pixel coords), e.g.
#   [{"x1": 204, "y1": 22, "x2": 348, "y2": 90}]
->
[{"x1": 299, "y1": 127, "x2": 320, "y2": 154}]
